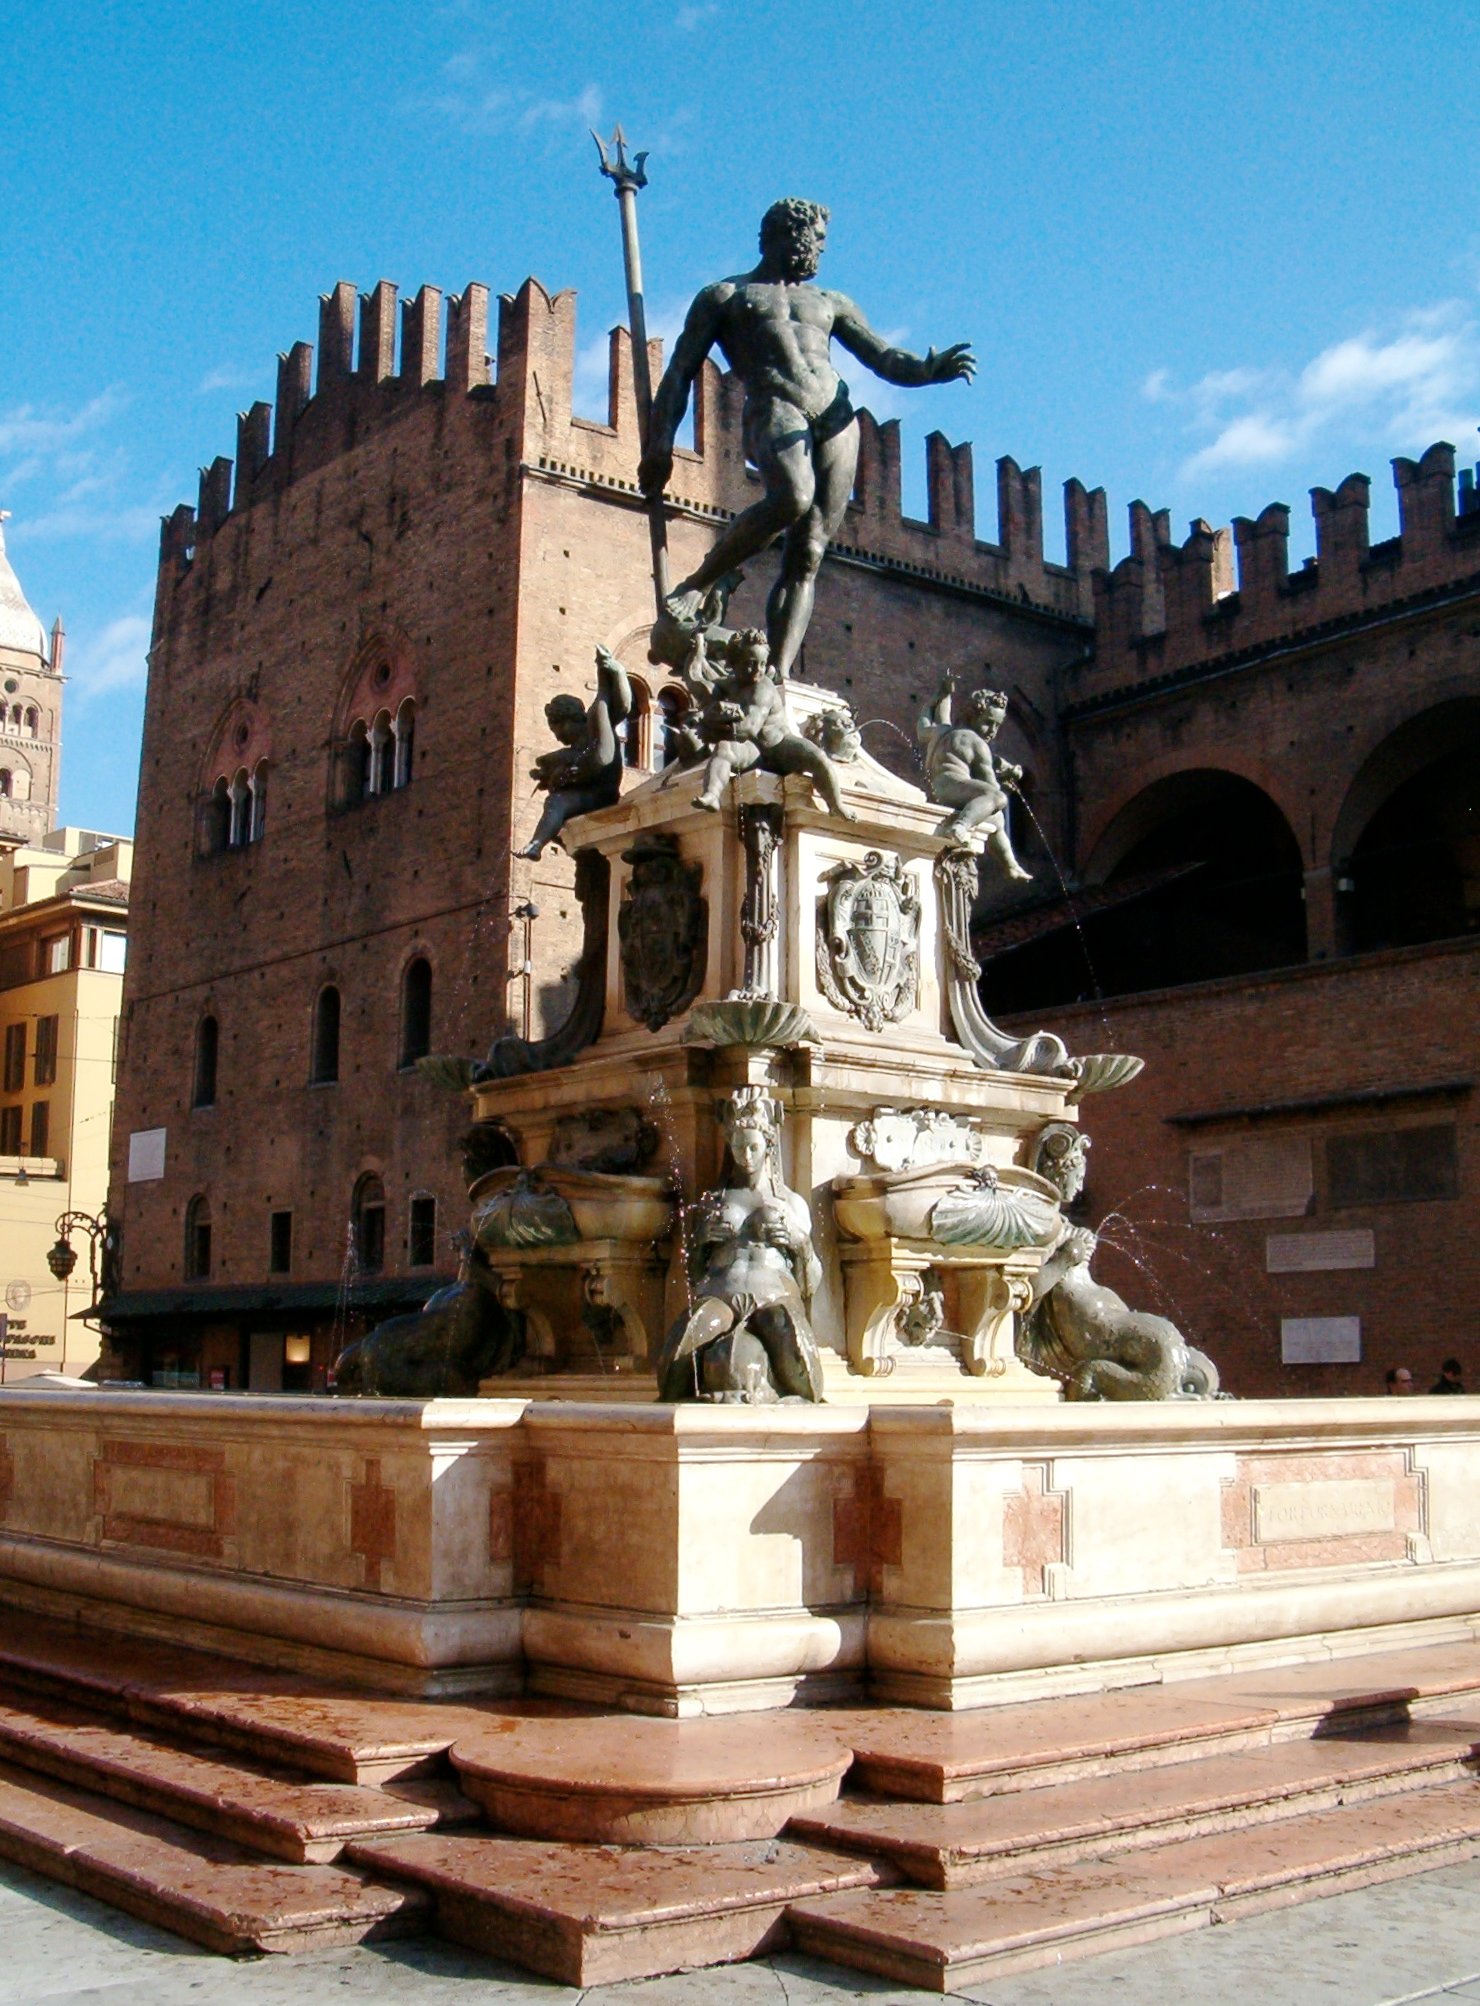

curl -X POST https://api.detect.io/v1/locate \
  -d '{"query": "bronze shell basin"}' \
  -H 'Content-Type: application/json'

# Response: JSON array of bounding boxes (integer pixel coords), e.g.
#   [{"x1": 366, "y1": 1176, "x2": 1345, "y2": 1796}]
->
[
  {"x1": 470, "y1": 1165, "x2": 675, "y2": 1247},
  {"x1": 831, "y1": 1160, "x2": 1061, "y2": 1246}
]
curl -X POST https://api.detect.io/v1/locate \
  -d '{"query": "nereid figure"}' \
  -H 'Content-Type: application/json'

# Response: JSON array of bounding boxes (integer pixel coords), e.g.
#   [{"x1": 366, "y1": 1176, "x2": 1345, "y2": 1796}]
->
[
  {"x1": 657, "y1": 1087, "x2": 824, "y2": 1403},
  {"x1": 1017, "y1": 1124, "x2": 1221, "y2": 1401}
]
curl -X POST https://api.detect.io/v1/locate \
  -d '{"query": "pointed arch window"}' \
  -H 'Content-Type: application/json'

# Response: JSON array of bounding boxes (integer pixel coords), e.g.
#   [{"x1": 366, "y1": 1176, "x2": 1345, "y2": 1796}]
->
[
  {"x1": 184, "y1": 1195, "x2": 213, "y2": 1279},
  {"x1": 249, "y1": 761, "x2": 268, "y2": 841},
  {"x1": 369, "y1": 710, "x2": 395, "y2": 795},
  {"x1": 310, "y1": 984, "x2": 341, "y2": 1085},
  {"x1": 657, "y1": 687, "x2": 690, "y2": 768},
  {"x1": 399, "y1": 957, "x2": 432, "y2": 1068},
  {"x1": 228, "y1": 769, "x2": 251, "y2": 847},
  {"x1": 352, "y1": 1173, "x2": 386, "y2": 1274}
]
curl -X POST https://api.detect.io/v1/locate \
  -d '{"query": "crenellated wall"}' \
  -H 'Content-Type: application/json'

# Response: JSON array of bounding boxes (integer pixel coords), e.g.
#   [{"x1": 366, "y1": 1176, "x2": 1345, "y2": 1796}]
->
[
  {"x1": 1080, "y1": 442, "x2": 1480, "y2": 702},
  {"x1": 160, "y1": 274, "x2": 1107, "y2": 625}
]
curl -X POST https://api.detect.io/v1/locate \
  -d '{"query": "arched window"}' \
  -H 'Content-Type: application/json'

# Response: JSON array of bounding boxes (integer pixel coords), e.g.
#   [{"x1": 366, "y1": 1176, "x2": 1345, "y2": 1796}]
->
[
  {"x1": 310, "y1": 985, "x2": 341, "y2": 1084},
  {"x1": 228, "y1": 769, "x2": 251, "y2": 847},
  {"x1": 345, "y1": 720, "x2": 371, "y2": 807},
  {"x1": 393, "y1": 699, "x2": 415, "y2": 789},
  {"x1": 184, "y1": 1195, "x2": 212, "y2": 1279},
  {"x1": 399, "y1": 957, "x2": 432, "y2": 1068},
  {"x1": 206, "y1": 777, "x2": 231, "y2": 854},
  {"x1": 623, "y1": 680, "x2": 653, "y2": 770},
  {"x1": 192, "y1": 1015, "x2": 219, "y2": 1109},
  {"x1": 8, "y1": 706, "x2": 19, "y2": 730},
  {"x1": 249, "y1": 760, "x2": 268, "y2": 842},
  {"x1": 23, "y1": 708, "x2": 37, "y2": 738},
  {"x1": 352, "y1": 1173, "x2": 386, "y2": 1274},
  {"x1": 0, "y1": 771, "x2": 12, "y2": 800},
  {"x1": 657, "y1": 687, "x2": 690, "y2": 768},
  {"x1": 370, "y1": 710, "x2": 395, "y2": 796}
]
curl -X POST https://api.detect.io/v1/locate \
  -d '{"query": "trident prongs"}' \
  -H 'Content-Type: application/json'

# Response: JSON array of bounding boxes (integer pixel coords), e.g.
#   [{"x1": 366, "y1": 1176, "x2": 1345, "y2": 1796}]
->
[{"x1": 591, "y1": 124, "x2": 648, "y2": 196}]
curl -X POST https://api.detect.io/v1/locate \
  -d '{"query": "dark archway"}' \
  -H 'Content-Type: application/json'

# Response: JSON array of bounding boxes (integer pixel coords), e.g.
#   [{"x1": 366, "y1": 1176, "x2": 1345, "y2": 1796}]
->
[
  {"x1": 1338, "y1": 703, "x2": 1480, "y2": 953},
  {"x1": 983, "y1": 770, "x2": 1307, "y2": 1012}
]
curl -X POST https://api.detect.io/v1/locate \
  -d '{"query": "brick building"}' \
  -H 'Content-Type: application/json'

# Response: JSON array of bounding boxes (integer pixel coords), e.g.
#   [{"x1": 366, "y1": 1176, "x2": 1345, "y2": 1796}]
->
[{"x1": 102, "y1": 265, "x2": 1479, "y2": 1396}]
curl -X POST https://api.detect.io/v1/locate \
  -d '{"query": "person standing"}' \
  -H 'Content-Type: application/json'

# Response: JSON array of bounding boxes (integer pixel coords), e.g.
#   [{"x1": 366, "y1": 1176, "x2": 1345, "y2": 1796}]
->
[{"x1": 1430, "y1": 1358, "x2": 1466, "y2": 1394}]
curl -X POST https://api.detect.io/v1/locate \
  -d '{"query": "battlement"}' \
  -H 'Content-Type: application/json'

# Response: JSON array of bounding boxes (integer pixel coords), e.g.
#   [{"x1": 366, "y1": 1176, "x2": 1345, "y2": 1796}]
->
[
  {"x1": 159, "y1": 273, "x2": 1105, "y2": 624},
  {"x1": 1081, "y1": 441, "x2": 1480, "y2": 701}
]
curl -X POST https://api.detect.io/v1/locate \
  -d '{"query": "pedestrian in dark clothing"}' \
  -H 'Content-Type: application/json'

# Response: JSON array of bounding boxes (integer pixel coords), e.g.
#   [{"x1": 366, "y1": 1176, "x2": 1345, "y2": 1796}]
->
[{"x1": 1431, "y1": 1358, "x2": 1465, "y2": 1395}]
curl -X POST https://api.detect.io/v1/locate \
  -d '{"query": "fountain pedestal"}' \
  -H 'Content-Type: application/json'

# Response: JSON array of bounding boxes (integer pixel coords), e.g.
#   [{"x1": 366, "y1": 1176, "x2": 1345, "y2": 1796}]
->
[{"x1": 473, "y1": 751, "x2": 1092, "y2": 1404}]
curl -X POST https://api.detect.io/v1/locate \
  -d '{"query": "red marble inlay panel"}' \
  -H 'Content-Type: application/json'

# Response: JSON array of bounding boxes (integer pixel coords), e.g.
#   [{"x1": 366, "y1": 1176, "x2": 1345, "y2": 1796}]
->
[
  {"x1": 832, "y1": 1463, "x2": 902, "y2": 1600},
  {"x1": 1220, "y1": 1448, "x2": 1424, "y2": 1573},
  {"x1": 1003, "y1": 1462, "x2": 1068, "y2": 1598},
  {"x1": 92, "y1": 1440, "x2": 236, "y2": 1559},
  {"x1": 349, "y1": 1456, "x2": 399, "y2": 1590},
  {"x1": 513, "y1": 1456, "x2": 562, "y2": 1596}
]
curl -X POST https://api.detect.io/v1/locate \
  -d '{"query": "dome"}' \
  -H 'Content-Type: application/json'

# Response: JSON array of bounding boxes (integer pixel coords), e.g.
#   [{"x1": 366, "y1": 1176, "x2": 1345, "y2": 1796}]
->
[{"x1": 0, "y1": 518, "x2": 49, "y2": 662}]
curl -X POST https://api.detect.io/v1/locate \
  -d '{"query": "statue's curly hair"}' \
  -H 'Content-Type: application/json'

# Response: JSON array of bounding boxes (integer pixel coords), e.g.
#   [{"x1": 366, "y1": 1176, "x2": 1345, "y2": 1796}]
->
[{"x1": 759, "y1": 198, "x2": 829, "y2": 255}]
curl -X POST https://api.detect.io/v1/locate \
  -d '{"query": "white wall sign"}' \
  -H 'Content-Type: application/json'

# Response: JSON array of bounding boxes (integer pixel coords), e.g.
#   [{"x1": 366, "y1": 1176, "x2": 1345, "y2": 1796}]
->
[
  {"x1": 126, "y1": 1128, "x2": 167, "y2": 1183},
  {"x1": 1281, "y1": 1315, "x2": 1362, "y2": 1365},
  {"x1": 1266, "y1": 1230, "x2": 1376, "y2": 1273}
]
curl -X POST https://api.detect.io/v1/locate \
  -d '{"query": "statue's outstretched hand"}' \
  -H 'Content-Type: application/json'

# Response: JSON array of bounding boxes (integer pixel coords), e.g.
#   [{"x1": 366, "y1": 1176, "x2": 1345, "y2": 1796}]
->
[{"x1": 925, "y1": 343, "x2": 975, "y2": 384}]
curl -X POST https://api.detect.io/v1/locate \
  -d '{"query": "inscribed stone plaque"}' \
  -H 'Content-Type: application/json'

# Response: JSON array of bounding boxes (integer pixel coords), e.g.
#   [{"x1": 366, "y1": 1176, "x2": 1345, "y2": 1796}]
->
[
  {"x1": 1189, "y1": 1135, "x2": 1312, "y2": 1222},
  {"x1": 1266, "y1": 1230, "x2": 1375, "y2": 1273},
  {"x1": 1281, "y1": 1315, "x2": 1362, "y2": 1364},
  {"x1": 1253, "y1": 1479, "x2": 1395, "y2": 1544}
]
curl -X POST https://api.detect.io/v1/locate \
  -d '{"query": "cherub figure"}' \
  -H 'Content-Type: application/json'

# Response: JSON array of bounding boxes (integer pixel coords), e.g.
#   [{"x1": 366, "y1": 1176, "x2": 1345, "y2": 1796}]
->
[
  {"x1": 516, "y1": 646, "x2": 633, "y2": 860},
  {"x1": 687, "y1": 628, "x2": 856, "y2": 820},
  {"x1": 657, "y1": 1087, "x2": 824, "y2": 1403},
  {"x1": 917, "y1": 677, "x2": 1032, "y2": 879}
]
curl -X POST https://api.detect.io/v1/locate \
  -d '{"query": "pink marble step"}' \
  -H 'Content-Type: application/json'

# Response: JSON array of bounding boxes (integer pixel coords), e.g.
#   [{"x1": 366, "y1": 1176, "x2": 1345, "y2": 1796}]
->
[
  {"x1": 0, "y1": 1612, "x2": 508, "y2": 1782},
  {"x1": 792, "y1": 1714, "x2": 1480, "y2": 1885},
  {"x1": 788, "y1": 1781, "x2": 1480, "y2": 1990},
  {"x1": 351, "y1": 1829, "x2": 894, "y2": 1986},
  {"x1": 0, "y1": 1690, "x2": 475, "y2": 1862},
  {"x1": 450, "y1": 1713, "x2": 854, "y2": 1843},
  {"x1": 0, "y1": 1764, "x2": 429, "y2": 1954},
  {"x1": 836, "y1": 1639, "x2": 1480, "y2": 1802}
]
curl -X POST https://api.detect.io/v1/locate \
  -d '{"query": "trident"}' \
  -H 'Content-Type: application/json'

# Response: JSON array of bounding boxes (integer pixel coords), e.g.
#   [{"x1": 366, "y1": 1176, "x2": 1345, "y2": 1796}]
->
[{"x1": 592, "y1": 125, "x2": 671, "y2": 618}]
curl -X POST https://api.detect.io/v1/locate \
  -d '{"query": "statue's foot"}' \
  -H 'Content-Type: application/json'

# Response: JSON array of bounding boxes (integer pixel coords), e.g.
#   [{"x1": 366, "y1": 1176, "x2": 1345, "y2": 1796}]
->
[
  {"x1": 513, "y1": 841, "x2": 544, "y2": 861},
  {"x1": 692, "y1": 792, "x2": 723, "y2": 813},
  {"x1": 1004, "y1": 861, "x2": 1032, "y2": 883}
]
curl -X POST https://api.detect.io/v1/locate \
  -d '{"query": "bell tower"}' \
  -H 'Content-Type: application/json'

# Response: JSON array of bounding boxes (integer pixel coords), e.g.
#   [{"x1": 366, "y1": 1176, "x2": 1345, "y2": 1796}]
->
[{"x1": 0, "y1": 514, "x2": 63, "y2": 845}]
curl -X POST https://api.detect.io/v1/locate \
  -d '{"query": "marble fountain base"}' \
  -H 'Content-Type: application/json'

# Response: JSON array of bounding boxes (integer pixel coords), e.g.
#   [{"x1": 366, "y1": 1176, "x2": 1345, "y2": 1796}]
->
[{"x1": 3, "y1": 1387, "x2": 1480, "y2": 1715}]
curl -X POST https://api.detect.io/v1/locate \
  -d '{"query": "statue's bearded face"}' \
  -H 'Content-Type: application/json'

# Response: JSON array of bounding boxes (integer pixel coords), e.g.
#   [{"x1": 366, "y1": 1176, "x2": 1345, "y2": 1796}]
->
[{"x1": 759, "y1": 200, "x2": 829, "y2": 280}]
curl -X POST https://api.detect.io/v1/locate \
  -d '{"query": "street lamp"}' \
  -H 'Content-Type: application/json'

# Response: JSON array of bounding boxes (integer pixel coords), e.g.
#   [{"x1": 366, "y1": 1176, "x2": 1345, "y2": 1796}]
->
[{"x1": 47, "y1": 1207, "x2": 112, "y2": 1320}]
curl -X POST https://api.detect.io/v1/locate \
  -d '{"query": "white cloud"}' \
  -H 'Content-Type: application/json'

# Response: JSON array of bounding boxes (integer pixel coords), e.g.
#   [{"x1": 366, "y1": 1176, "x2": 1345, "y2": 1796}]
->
[
  {"x1": 197, "y1": 365, "x2": 258, "y2": 395},
  {"x1": 0, "y1": 391, "x2": 125, "y2": 461},
  {"x1": 65, "y1": 613, "x2": 151, "y2": 704},
  {"x1": 1150, "y1": 297, "x2": 1480, "y2": 483},
  {"x1": 518, "y1": 83, "x2": 601, "y2": 133}
]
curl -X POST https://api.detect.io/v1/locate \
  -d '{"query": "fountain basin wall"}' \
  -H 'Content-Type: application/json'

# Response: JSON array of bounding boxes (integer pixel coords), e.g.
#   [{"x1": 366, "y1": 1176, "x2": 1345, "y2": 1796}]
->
[{"x1": 4, "y1": 1388, "x2": 1480, "y2": 1712}]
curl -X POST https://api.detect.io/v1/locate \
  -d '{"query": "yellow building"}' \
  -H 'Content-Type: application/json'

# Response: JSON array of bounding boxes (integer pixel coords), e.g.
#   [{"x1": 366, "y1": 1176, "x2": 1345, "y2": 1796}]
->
[
  {"x1": 0, "y1": 522, "x2": 129, "y2": 1381},
  {"x1": 0, "y1": 829, "x2": 131, "y2": 1381}
]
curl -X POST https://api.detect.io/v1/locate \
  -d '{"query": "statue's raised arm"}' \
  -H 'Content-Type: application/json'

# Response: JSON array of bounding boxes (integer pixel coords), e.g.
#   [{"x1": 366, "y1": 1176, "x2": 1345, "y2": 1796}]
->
[{"x1": 637, "y1": 197, "x2": 976, "y2": 679}]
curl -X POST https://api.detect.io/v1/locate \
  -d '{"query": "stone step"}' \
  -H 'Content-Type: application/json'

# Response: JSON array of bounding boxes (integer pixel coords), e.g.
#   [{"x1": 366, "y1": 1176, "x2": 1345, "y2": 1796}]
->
[
  {"x1": 0, "y1": 1688, "x2": 476, "y2": 1863},
  {"x1": 0, "y1": 1612, "x2": 496, "y2": 1782},
  {"x1": 792, "y1": 1710, "x2": 1480, "y2": 1885},
  {"x1": 787, "y1": 1780, "x2": 1480, "y2": 1991},
  {"x1": 448, "y1": 1712, "x2": 854, "y2": 1844},
  {"x1": 837, "y1": 1640, "x2": 1480, "y2": 1802},
  {"x1": 0, "y1": 1763, "x2": 430, "y2": 1955},
  {"x1": 350, "y1": 1829, "x2": 896, "y2": 1987}
]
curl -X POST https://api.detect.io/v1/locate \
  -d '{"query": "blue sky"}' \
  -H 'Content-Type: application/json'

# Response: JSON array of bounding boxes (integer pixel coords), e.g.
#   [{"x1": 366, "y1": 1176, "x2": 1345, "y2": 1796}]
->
[{"x1": 4, "y1": 0, "x2": 1478, "y2": 835}]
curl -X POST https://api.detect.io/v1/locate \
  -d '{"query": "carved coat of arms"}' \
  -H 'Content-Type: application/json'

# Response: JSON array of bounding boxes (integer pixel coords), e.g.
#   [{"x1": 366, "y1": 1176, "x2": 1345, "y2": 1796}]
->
[
  {"x1": 816, "y1": 851, "x2": 920, "y2": 1031},
  {"x1": 619, "y1": 833, "x2": 708, "y2": 1032}
]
